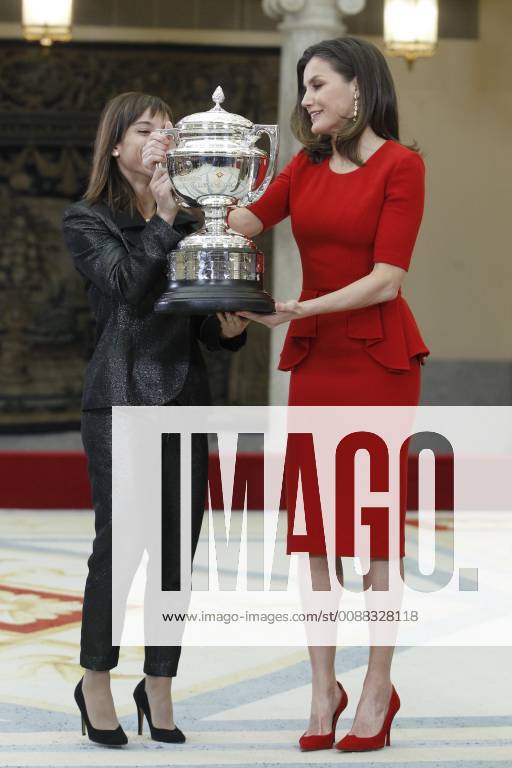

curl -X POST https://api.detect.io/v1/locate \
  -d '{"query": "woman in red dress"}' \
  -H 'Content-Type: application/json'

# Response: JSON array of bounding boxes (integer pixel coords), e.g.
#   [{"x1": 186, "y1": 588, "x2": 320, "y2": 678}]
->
[{"x1": 230, "y1": 37, "x2": 429, "y2": 753}]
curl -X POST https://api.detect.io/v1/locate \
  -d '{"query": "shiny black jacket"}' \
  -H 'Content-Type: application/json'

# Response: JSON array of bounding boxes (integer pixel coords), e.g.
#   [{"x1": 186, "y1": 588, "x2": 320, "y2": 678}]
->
[{"x1": 62, "y1": 200, "x2": 246, "y2": 410}]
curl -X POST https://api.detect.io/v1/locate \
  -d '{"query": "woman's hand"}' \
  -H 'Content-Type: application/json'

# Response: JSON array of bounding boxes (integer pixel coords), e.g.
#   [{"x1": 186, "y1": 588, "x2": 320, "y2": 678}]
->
[
  {"x1": 227, "y1": 207, "x2": 263, "y2": 238},
  {"x1": 237, "y1": 300, "x2": 306, "y2": 328},
  {"x1": 142, "y1": 120, "x2": 175, "y2": 172},
  {"x1": 150, "y1": 165, "x2": 179, "y2": 225},
  {"x1": 217, "y1": 312, "x2": 251, "y2": 338}
]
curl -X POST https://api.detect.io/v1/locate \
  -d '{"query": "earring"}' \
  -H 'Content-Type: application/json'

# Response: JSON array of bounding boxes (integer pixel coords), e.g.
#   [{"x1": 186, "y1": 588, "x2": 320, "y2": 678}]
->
[
  {"x1": 353, "y1": 94, "x2": 359, "y2": 122},
  {"x1": 112, "y1": 150, "x2": 120, "y2": 157}
]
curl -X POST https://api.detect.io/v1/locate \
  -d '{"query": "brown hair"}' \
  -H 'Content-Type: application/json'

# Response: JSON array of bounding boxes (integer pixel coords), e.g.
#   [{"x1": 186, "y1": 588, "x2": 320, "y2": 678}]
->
[
  {"x1": 84, "y1": 91, "x2": 173, "y2": 213},
  {"x1": 291, "y1": 37, "x2": 415, "y2": 165}
]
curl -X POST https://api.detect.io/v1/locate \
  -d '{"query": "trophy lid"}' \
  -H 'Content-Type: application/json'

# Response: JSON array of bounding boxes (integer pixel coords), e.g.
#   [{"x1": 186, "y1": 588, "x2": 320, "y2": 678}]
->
[{"x1": 175, "y1": 86, "x2": 253, "y2": 134}]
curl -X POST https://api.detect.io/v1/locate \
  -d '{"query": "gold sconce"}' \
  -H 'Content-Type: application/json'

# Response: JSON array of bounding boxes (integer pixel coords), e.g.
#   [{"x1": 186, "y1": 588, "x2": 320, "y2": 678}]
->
[
  {"x1": 22, "y1": 0, "x2": 73, "y2": 47},
  {"x1": 384, "y1": 0, "x2": 438, "y2": 68}
]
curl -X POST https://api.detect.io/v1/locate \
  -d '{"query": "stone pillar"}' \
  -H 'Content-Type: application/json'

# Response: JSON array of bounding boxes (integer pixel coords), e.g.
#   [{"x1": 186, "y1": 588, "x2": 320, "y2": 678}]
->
[{"x1": 262, "y1": 0, "x2": 365, "y2": 404}]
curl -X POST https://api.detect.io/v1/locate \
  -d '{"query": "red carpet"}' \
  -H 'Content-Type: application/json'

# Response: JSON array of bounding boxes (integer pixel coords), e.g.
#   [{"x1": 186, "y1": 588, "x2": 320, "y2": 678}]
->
[{"x1": 0, "y1": 450, "x2": 454, "y2": 511}]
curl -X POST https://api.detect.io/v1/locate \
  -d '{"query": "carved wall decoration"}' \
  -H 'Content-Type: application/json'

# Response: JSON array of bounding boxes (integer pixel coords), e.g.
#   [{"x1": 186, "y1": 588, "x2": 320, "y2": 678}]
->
[{"x1": 0, "y1": 42, "x2": 279, "y2": 430}]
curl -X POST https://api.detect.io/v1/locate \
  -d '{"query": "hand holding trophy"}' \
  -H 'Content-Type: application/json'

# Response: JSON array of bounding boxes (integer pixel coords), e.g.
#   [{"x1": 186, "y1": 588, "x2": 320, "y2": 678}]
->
[{"x1": 152, "y1": 87, "x2": 279, "y2": 315}]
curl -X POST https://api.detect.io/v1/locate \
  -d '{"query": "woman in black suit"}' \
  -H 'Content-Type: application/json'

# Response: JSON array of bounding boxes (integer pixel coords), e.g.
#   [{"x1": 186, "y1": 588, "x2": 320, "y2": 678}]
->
[{"x1": 62, "y1": 92, "x2": 248, "y2": 747}]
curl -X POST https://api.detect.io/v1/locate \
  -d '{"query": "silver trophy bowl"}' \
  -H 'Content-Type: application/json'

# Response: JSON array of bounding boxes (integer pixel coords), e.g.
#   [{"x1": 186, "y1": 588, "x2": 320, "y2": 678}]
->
[{"x1": 154, "y1": 86, "x2": 279, "y2": 314}]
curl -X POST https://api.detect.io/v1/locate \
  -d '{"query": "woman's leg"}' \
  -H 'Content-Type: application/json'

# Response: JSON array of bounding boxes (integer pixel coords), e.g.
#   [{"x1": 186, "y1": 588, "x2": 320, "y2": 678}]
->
[
  {"x1": 143, "y1": 426, "x2": 208, "y2": 727},
  {"x1": 346, "y1": 557, "x2": 404, "y2": 736},
  {"x1": 304, "y1": 555, "x2": 344, "y2": 735},
  {"x1": 80, "y1": 409, "x2": 120, "y2": 729}
]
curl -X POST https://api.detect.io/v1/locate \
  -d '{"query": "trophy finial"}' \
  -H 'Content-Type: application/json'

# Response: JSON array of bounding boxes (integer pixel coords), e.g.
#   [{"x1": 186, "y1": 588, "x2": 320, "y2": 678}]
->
[{"x1": 212, "y1": 86, "x2": 225, "y2": 109}]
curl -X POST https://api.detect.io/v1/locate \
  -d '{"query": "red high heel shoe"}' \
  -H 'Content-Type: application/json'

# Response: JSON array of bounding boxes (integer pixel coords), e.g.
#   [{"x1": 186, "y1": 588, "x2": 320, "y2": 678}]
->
[
  {"x1": 298, "y1": 682, "x2": 348, "y2": 752},
  {"x1": 335, "y1": 685, "x2": 400, "y2": 752}
]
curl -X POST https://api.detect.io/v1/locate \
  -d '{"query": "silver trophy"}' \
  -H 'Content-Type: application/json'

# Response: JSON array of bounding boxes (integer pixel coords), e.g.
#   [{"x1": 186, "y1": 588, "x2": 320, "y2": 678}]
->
[{"x1": 154, "y1": 86, "x2": 279, "y2": 314}]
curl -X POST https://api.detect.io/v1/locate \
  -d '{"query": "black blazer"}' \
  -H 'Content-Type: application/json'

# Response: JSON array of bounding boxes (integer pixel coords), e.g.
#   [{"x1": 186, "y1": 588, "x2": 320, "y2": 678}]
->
[{"x1": 62, "y1": 200, "x2": 246, "y2": 410}]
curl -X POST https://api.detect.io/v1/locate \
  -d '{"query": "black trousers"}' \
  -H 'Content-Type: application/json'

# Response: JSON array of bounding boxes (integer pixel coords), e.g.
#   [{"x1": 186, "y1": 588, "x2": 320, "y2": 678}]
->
[{"x1": 80, "y1": 402, "x2": 208, "y2": 676}]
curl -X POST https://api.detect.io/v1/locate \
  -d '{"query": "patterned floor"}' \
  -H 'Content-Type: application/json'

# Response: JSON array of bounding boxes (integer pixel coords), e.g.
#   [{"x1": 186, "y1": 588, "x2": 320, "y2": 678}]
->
[{"x1": 1, "y1": 509, "x2": 511, "y2": 767}]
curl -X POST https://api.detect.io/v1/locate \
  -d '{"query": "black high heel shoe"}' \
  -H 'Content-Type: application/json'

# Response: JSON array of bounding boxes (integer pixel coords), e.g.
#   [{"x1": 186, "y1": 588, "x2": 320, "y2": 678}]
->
[
  {"x1": 74, "y1": 678, "x2": 128, "y2": 747},
  {"x1": 133, "y1": 678, "x2": 186, "y2": 743}
]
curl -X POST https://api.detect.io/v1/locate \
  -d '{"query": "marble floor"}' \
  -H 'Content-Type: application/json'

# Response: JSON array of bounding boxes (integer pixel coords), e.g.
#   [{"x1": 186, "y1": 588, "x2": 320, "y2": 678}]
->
[{"x1": 0, "y1": 508, "x2": 511, "y2": 768}]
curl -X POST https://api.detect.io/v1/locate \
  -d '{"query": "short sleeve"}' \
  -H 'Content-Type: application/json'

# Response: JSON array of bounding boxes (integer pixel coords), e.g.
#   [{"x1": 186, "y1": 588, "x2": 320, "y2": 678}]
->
[
  {"x1": 373, "y1": 152, "x2": 425, "y2": 272},
  {"x1": 246, "y1": 153, "x2": 299, "y2": 230}
]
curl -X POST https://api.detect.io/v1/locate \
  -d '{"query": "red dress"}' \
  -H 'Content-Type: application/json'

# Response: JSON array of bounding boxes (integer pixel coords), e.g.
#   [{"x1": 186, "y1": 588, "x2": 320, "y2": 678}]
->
[{"x1": 248, "y1": 141, "x2": 429, "y2": 558}]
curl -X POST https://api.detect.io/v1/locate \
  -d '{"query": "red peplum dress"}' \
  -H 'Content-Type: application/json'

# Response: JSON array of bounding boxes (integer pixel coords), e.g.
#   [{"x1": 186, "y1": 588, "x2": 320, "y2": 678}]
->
[{"x1": 248, "y1": 140, "x2": 430, "y2": 559}]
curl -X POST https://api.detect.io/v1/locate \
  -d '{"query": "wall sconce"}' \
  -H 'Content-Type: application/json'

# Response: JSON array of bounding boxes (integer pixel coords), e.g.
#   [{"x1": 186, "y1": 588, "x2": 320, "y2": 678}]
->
[
  {"x1": 22, "y1": 0, "x2": 73, "y2": 47},
  {"x1": 384, "y1": 0, "x2": 438, "y2": 68}
]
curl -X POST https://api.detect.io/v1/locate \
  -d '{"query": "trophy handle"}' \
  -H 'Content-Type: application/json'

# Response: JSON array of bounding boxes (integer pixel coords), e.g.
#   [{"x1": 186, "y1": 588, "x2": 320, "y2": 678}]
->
[
  {"x1": 155, "y1": 129, "x2": 195, "y2": 207},
  {"x1": 157, "y1": 127, "x2": 181, "y2": 145},
  {"x1": 240, "y1": 124, "x2": 280, "y2": 206},
  {"x1": 156, "y1": 159, "x2": 193, "y2": 208}
]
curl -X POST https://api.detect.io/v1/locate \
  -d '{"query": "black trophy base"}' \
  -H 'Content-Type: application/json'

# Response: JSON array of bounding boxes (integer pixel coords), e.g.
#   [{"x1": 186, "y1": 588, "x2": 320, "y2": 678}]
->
[{"x1": 154, "y1": 280, "x2": 275, "y2": 315}]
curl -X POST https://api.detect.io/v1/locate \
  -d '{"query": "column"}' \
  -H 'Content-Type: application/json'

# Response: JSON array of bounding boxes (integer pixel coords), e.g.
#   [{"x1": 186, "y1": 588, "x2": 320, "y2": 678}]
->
[{"x1": 262, "y1": 0, "x2": 366, "y2": 404}]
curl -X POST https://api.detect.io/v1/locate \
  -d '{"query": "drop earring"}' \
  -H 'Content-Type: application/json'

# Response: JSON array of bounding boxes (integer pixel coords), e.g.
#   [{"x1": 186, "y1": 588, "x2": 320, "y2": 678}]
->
[{"x1": 353, "y1": 94, "x2": 359, "y2": 122}]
